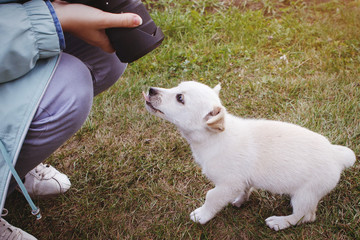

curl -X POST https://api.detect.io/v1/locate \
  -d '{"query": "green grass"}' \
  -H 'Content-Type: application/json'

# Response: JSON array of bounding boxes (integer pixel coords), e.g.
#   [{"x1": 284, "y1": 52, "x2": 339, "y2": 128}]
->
[{"x1": 5, "y1": 0, "x2": 360, "y2": 239}]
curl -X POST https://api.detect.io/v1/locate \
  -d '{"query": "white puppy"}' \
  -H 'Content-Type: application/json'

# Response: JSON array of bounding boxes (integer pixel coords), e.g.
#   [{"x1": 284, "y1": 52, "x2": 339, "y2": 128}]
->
[{"x1": 143, "y1": 81, "x2": 356, "y2": 230}]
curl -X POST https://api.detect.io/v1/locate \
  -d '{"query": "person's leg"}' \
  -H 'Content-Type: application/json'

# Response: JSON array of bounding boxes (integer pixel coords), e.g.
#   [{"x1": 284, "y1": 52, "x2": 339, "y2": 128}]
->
[
  {"x1": 3, "y1": 34, "x2": 127, "y2": 240},
  {"x1": 8, "y1": 34, "x2": 128, "y2": 195},
  {"x1": 7, "y1": 53, "x2": 93, "y2": 195},
  {"x1": 63, "y1": 33, "x2": 127, "y2": 96}
]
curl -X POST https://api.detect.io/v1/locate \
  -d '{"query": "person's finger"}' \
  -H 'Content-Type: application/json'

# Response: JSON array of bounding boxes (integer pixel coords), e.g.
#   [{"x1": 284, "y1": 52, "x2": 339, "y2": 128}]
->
[{"x1": 102, "y1": 12, "x2": 142, "y2": 28}]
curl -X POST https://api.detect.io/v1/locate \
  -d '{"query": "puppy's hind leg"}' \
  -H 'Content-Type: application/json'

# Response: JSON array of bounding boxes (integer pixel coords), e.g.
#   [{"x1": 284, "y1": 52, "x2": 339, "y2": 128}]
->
[
  {"x1": 190, "y1": 186, "x2": 243, "y2": 224},
  {"x1": 232, "y1": 187, "x2": 253, "y2": 208},
  {"x1": 266, "y1": 187, "x2": 322, "y2": 231}
]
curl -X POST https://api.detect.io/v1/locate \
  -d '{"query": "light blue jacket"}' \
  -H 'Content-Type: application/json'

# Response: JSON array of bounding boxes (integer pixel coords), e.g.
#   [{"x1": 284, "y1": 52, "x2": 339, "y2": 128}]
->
[{"x1": 0, "y1": 0, "x2": 63, "y2": 215}]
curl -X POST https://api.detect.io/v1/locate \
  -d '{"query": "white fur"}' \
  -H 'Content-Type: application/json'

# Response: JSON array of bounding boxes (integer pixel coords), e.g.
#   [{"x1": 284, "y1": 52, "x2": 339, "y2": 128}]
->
[{"x1": 144, "y1": 81, "x2": 356, "y2": 230}]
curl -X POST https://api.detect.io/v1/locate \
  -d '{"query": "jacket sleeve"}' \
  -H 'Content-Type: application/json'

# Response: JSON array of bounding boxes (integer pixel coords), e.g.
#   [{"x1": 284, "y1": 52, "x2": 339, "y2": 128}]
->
[{"x1": 0, "y1": 0, "x2": 64, "y2": 83}]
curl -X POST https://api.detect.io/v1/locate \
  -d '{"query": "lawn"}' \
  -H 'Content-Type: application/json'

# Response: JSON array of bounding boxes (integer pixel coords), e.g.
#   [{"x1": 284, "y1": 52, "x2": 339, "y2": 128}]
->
[{"x1": 5, "y1": 0, "x2": 360, "y2": 239}]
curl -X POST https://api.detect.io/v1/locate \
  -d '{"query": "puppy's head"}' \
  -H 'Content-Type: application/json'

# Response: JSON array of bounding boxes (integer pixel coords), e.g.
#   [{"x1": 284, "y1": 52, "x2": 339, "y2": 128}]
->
[{"x1": 143, "y1": 81, "x2": 225, "y2": 133}]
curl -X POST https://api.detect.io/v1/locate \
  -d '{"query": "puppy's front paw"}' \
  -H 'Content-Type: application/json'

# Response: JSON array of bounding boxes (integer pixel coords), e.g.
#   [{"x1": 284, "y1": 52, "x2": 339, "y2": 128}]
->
[
  {"x1": 190, "y1": 207, "x2": 213, "y2": 224},
  {"x1": 232, "y1": 195, "x2": 247, "y2": 208},
  {"x1": 265, "y1": 216, "x2": 292, "y2": 231}
]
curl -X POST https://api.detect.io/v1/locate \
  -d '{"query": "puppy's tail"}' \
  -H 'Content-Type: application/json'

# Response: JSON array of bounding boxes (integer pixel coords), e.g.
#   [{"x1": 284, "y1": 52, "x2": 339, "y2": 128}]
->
[{"x1": 332, "y1": 145, "x2": 356, "y2": 170}]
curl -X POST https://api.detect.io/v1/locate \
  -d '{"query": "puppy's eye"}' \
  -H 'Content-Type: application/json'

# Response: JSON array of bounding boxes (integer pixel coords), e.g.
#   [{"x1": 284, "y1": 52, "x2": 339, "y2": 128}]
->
[{"x1": 176, "y1": 94, "x2": 185, "y2": 104}]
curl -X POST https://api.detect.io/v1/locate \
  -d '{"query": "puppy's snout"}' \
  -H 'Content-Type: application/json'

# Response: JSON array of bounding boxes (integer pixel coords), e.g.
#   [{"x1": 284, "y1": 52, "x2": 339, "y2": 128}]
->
[{"x1": 149, "y1": 88, "x2": 158, "y2": 96}]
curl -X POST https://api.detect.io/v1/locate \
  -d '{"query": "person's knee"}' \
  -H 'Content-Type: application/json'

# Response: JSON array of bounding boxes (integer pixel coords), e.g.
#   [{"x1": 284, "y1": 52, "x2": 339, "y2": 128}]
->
[
  {"x1": 35, "y1": 53, "x2": 94, "y2": 139},
  {"x1": 10, "y1": 54, "x2": 94, "y2": 191},
  {"x1": 57, "y1": 55, "x2": 93, "y2": 131},
  {"x1": 93, "y1": 54, "x2": 127, "y2": 96}
]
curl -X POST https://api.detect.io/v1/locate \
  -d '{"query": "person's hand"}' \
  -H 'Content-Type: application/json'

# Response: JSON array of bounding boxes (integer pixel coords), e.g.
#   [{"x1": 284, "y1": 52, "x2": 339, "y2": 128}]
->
[{"x1": 52, "y1": 0, "x2": 142, "y2": 53}]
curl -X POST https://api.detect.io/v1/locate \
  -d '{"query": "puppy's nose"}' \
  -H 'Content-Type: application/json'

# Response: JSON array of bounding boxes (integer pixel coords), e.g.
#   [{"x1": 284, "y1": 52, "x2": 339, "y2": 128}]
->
[{"x1": 149, "y1": 87, "x2": 158, "y2": 96}]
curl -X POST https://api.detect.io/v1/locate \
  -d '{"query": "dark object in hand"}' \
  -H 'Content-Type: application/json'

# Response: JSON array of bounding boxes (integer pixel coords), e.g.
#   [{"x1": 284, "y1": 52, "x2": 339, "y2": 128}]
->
[{"x1": 66, "y1": 0, "x2": 164, "y2": 63}]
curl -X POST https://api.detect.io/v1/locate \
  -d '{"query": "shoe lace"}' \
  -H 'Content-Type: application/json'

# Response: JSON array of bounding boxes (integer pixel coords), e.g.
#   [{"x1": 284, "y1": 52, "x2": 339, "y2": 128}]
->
[
  {"x1": 1, "y1": 209, "x2": 8, "y2": 217},
  {"x1": 34, "y1": 163, "x2": 52, "y2": 179}
]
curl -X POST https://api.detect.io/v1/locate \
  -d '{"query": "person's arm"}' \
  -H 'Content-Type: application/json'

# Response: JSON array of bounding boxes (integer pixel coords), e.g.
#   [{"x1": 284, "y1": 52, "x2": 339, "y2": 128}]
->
[
  {"x1": 0, "y1": 0, "x2": 61, "y2": 83},
  {"x1": 52, "y1": 0, "x2": 142, "y2": 52},
  {"x1": 52, "y1": 0, "x2": 142, "y2": 53},
  {"x1": 0, "y1": 0, "x2": 142, "y2": 83}
]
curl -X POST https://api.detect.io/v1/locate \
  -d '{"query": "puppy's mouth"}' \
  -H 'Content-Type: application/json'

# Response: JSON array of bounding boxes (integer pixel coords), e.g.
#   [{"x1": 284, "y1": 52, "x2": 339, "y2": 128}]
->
[{"x1": 142, "y1": 91, "x2": 164, "y2": 114}]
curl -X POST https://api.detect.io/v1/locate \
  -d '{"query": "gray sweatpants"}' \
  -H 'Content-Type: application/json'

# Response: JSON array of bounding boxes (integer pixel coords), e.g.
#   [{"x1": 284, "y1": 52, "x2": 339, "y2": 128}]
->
[{"x1": 8, "y1": 34, "x2": 127, "y2": 195}]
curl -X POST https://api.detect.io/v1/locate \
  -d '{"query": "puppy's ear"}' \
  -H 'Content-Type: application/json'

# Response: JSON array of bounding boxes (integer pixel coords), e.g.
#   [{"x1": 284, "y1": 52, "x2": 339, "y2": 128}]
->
[
  {"x1": 213, "y1": 83, "x2": 221, "y2": 96},
  {"x1": 205, "y1": 106, "x2": 225, "y2": 132}
]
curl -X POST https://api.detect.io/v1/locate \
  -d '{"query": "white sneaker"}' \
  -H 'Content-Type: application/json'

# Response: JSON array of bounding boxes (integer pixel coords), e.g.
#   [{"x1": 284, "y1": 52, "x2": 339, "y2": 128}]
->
[
  {"x1": 21, "y1": 163, "x2": 71, "y2": 198},
  {"x1": 0, "y1": 218, "x2": 37, "y2": 240}
]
